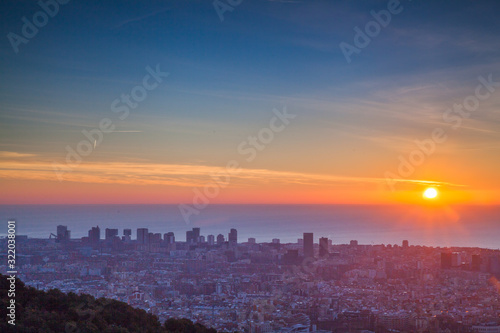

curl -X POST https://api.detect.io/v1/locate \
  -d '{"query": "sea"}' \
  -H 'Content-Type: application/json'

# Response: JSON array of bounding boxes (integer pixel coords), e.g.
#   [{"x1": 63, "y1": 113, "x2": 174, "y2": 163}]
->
[{"x1": 0, "y1": 204, "x2": 498, "y2": 249}]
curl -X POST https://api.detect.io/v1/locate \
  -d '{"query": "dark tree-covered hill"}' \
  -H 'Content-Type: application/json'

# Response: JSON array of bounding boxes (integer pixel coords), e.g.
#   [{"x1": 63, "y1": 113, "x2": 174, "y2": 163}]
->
[{"x1": 0, "y1": 274, "x2": 217, "y2": 333}]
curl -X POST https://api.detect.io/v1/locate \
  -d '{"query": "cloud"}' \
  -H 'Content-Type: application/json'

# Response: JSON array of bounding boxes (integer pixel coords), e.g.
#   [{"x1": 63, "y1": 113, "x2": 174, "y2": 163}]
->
[
  {"x1": 112, "y1": 7, "x2": 170, "y2": 30},
  {"x1": 0, "y1": 157, "x2": 462, "y2": 190},
  {"x1": 0, "y1": 151, "x2": 37, "y2": 159}
]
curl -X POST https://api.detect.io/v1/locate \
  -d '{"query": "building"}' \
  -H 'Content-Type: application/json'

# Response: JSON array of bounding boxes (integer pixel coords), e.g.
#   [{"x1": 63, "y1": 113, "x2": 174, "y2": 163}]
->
[
  {"x1": 123, "y1": 229, "x2": 132, "y2": 237},
  {"x1": 56, "y1": 225, "x2": 70, "y2": 242},
  {"x1": 137, "y1": 228, "x2": 148, "y2": 245},
  {"x1": 350, "y1": 240, "x2": 358, "y2": 246},
  {"x1": 319, "y1": 237, "x2": 329, "y2": 257},
  {"x1": 186, "y1": 227, "x2": 201, "y2": 244},
  {"x1": 217, "y1": 234, "x2": 225, "y2": 245},
  {"x1": 228, "y1": 228, "x2": 237, "y2": 245},
  {"x1": 303, "y1": 233, "x2": 314, "y2": 258},
  {"x1": 284, "y1": 249, "x2": 299, "y2": 265},
  {"x1": 192, "y1": 228, "x2": 200, "y2": 242},
  {"x1": 272, "y1": 238, "x2": 280, "y2": 244},
  {"x1": 402, "y1": 240, "x2": 409, "y2": 248},
  {"x1": 152, "y1": 233, "x2": 162, "y2": 243},
  {"x1": 186, "y1": 230, "x2": 194, "y2": 244},
  {"x1": 248, "y1": 237, "x2": 256, "y2": 244},
  {"x1": 441, "y1": 252, "x2": 452, "y2": 269},
  {"x1": 88, "y1": 226, "x2": 100, "y2": 244},
  {"x1": 452, "y1": 252, "x2": 462, "y2": 267},
  {"x1": 472, "y1": 254, "x2": 481, "y2": 271},
  {"x1": 164, "y1": 232, "x2": 175, "y2": 244},
  {"x1": 207, "y1": 234, "x2": 215, "y2": 245},
  {"x1": 105, "y1": 228, "x2": 118, "y2": 241}
]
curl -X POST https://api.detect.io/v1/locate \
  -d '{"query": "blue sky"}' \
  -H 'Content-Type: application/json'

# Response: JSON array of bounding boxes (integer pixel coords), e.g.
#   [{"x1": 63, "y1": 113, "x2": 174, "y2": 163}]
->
[{"x1": 1, "y1": 0, "x2": 500, "y2": 204}]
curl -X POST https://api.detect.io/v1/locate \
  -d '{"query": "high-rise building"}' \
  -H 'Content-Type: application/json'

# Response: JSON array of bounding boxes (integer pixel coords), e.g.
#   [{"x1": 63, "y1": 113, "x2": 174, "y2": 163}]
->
[
  {"x1": 88, "y1": 226, "x2": 100, "y2": 244},
  {"x1": 186, "y1": 228, "x2": 200, "y2": 244},
  {"x1": 217, "y1": 234, "x2": 225, "y2": 245},
  {"x1": 207, "y1": 235, "x2": 215, "y2": 245},
  {"x1": 153, "y1": 233, "x2": 162, "y2": 243},
  {"x1": 402, "y1": 240, "x2": 409, "y2": 249},
  {"x1": 471, "y1": 254, "x2": 481, "y2": 271},
  {"x1": 199, "y1": 235, "x2": 205, "y2": 243},
  {"x1": 57, "y1": 225, "x2": 70, "y2": 242},
  {"x1": 489, "y1": 256, "x2": 500, "y2": 275},
  {"x1": 441, "y1": 252, "x2": 452, "y2": 269},
  {"x1": 452, "y1": 252, "x2": 462, "y2": 267},
  {"x1": 186, "y1": 230, "x2": 194, "y2": 244},
  {"x1": 248, "y1": 237, "x2": 256, "y2": 244},
  {"x1": 163, "y1": 232, "x2": 175, "y2": 250},
  {"x1": 164, "y1": 232, "x2": 175, "y2": 244},
  {"x1": 137, "y1": 228, "x2": 148, "y2": 245},
  {"x1": 124, "y1": 229, "x2": 132, "y2": 237},
  {"x1": 350, "y1": 240, "x2": 358, "y2": 247},
  {"x1": 228, "y1": 228, "x2": 237, "y2": 245},
  {"x1": 105, "y1": 228, "x2": 118, "y2": 241},
  {"x1": 192, "y1": 228, "x2": 200, "y2": 241},
  {"x1": 148, "y1": 232, "x2": 155, "y2": 244},
  {"x1": 303, "y1": 233, "x2": 314, "y2": 258},
  {"x1": 272, "y1": 238, "x2": 280, "y2": 244},
  {"x1": 319, "y1": 237, "x2": 329, "y2": 257}
]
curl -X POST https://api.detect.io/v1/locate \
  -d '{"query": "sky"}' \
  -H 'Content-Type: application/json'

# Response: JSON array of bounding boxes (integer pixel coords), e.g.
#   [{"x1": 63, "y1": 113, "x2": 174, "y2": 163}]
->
[{"x1": 1, "y1": 0, "x2": 500, "y2": 205}]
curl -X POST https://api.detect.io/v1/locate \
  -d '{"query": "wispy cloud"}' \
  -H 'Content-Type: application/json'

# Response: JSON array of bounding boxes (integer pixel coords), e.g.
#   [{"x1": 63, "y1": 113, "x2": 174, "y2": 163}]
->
[
  {"x1": 112, "y1": 7, "x2": 170, "y2": 30},
  {"x1": 0, "y1": 157, "x2": 462, "y2": 190},
  {"x1": 0, "y1": 151, "x2": 37, "y2": 159}
]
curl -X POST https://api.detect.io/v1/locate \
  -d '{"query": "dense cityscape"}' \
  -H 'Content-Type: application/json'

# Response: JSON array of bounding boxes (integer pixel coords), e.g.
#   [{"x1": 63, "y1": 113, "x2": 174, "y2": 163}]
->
[{"x1": 1, "y1": 224, "x2": 499, "y2": 332}]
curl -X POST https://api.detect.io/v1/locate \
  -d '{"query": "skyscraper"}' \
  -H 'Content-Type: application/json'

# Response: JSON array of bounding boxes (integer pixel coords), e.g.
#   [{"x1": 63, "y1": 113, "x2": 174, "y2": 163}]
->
[
  {"x1": 303, "y1": 233, "x2": 314, "y2": 258},
  {"x1": 452, "y1": 252, "x2": 462, "y2": 267},
  {"x1": 164, "y1": 232, "x2": 175, "y2": 244},
  {"x1": 192, "y1": 227, "x2": 200, "y2": 242},
  {"x1": 124, "y1": 229, "x2": 132, "y2": 237},
  {"x1": 228, "y1": 228, "x2": 237, "y2": 246},
  {"x1": 217, "y1": 234, "x2": 225, "y2": 245},
  {"x1": 319, "y1": 237, "x2": 329, "y2": 257},
  {"x1": 207, "y1": 235, "x2": 215, "y2": 245},
  {"x1": 472, "y1": 254, "x2": 481, "y2": 271},
  {"x1": 441, "y1": 252, "x2": 452, "y2": 269},
  {"x1": 137, "y1": 228, "x2": 148, "y2": 245},
  {"x1": 105, "y1": 228, "x2": 118, "y2": 241},
  {"x1": 186, "y1": 230, "x2": 194, "y2": 244},
  {"x1": 402, "y1": 240, "x2": 409, "y2": 249},
  {"x1": 88, "y1": 226, "x2": 100, "y2": 244},
  {"x1": 186, "y1": 228, "x2": 200, "y2": 244}
]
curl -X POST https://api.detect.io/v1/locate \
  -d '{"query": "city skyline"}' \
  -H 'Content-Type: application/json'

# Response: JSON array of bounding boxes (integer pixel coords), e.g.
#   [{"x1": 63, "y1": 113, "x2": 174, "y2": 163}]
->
[
  {"x1": 2, "y1": 1, "x2": 500, "y2": 332},
  {"x1": 2, "y1": 220, "x2": 498, "y2": 331}
]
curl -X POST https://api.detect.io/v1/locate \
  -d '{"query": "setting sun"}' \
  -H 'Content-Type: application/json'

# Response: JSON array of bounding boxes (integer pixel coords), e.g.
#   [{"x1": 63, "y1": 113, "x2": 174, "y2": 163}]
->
[{"x1": 423, "y1": 187, "x2": 438, "y2": 199}]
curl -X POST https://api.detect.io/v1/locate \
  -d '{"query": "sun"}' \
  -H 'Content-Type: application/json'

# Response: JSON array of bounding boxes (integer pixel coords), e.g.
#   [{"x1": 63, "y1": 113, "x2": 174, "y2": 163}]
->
[{"x1": 423, "y1": 187, "x2": 438, "y2": 199}]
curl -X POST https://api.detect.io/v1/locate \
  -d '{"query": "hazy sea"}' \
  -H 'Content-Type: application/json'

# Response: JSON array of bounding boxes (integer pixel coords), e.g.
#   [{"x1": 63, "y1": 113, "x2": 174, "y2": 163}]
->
[{"x1": 0, "y1": 204, "x2": 498, "y2": 249}]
